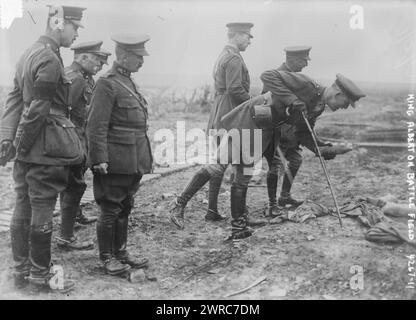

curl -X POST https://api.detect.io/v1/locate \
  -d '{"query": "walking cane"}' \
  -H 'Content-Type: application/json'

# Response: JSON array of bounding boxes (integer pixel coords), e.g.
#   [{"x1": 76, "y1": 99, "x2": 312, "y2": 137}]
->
[{"x1": 301, "y1": 112, "x2": 343, "y2": 228}]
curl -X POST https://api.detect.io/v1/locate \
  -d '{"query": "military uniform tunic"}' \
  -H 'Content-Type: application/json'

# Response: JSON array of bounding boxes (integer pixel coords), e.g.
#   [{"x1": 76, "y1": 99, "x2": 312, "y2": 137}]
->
[
  {"x1": 59, "y1": 61, "x2": 95, "y2": 239},
  {"x1": 0, "y1": 35, "x2": 84, "y2": 276},
  {"x1": 87, "y1": 62, "x2": 152, "y2": 175},
  {"x1": 206, "y1": 44, "x2": 250, "y2": 132}
]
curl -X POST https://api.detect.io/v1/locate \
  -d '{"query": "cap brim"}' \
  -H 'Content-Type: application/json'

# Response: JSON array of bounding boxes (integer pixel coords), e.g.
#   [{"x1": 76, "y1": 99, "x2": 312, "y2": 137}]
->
[
  {"x1": 69, "y1": 20, "x2": 84, "y2": 28},
  {"x1": 130, "y1": 49, "x2": 149, "y2": 56}
]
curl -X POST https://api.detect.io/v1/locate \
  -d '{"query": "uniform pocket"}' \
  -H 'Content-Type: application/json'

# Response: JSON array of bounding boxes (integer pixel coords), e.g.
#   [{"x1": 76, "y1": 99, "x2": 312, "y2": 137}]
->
[
  {"x1": 43, "y1": 118, "x2": 81, "y2": 158},
  {"x1": 107, "y1": 130, "x2": 137, "y2": 174},
  {"x1": 116, "y1": 95, "x2": 146, "y2": 122}
]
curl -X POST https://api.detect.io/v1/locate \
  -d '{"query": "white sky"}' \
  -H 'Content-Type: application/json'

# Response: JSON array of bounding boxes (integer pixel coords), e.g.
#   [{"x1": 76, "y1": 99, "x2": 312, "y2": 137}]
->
[{"x1": 0, "y1": 0, "x2": 415, "y2": 87}]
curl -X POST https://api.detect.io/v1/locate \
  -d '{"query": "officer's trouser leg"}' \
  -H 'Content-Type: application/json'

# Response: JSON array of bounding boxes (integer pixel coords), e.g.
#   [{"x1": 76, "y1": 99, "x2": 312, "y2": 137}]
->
[
  {"x1": 266, "y1": 148, "x2": 280, "y2": 207},
  {"x1": 230, "y1": 165, "x2": 252, "y2": 237},
  {"x1": 24, "y1": 163, "x2": 69, "y2": 279},
  {"x1": 10, "y1": 162, "x2": 32, "y2": 283},
  {"x1": 94, "y1": 173, "x2": 138, "y2": 261},
  {"x1": 280, "y1": 147, "x2": 303, "y2": 198},
  {"x1": 114, "y1": 174, "x2": 141, "y2": 259},
  {"x1": 176, "y1": 165, "x2": 222, "y2": 206},
  {"x1": 60, "y1": 164, "x2": 87, "y2": 239}
]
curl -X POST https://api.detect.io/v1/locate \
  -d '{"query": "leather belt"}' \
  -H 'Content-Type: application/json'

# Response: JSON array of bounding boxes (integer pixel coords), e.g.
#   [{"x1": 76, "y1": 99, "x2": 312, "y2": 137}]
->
[{"x1": 110, "y1": 124, "x2": 148, "y2": 132}]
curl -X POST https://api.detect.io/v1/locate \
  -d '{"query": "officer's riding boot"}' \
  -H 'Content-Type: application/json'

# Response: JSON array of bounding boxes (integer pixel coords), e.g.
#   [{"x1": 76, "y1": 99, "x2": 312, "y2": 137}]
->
[
  {"x1": 266, "y1": 173, "x2": 281, "y2": 218},
  {"x1": 114, "y1": 216, "x2": 148, "y2": 269},
  {"x1": 205, "y1": 174, "x2": 227, "y2": 222},
  {"x1": 229, "y1": 185, "x2": 252, "y2": 240},
  {"x1": 242, "y1": 190, "x2": 268, "y2": 227},
  {"x1": 170, "y1": 167, "x2": 212, "y2": 229},
  {"x1": 75, "y1": 206, "x2": 98, "y2": 225},
  {"x1": 97, "y1": 221, "x2": 131, "y2": 276},
  {"x1": 278, "y1": 167, "x2": 303, "y2": 207},
  {"x1": 28, "y1": 224, "x2": 75, "y2": 292},
  {"x1": 58, "y1": 195, "x2": 94, "y2": 251},
  {"x1": 10, "y1": 219, "x2": 31, "y2": 288}
]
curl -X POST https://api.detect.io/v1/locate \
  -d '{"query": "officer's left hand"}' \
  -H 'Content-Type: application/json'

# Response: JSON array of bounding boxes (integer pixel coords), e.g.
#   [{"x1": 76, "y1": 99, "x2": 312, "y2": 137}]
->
[
  {"x1": 0, "y1": 140, "x2": 15, "y2": 166},
  {"x1": 93, "y1": 162, "x2": 108, "y2": 174}
]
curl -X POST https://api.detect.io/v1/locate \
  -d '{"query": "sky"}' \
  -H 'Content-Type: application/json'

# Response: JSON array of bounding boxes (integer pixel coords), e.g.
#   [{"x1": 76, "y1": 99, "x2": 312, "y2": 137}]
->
[{"x1": 0, "y1": 0, "x2": 415, "y2": 87}]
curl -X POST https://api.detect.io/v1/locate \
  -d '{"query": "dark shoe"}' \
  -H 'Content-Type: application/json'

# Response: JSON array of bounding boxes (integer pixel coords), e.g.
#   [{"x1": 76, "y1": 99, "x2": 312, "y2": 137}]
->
[
  {"x1": 278, "y1": 195, "x2": 304, "y2": 207},
  {"x1": 205, "y1": 209, "x2": 227, "y2": 222},
  {"x1": 267, "y1": 204, "x2": 283, "y2": 218},
  {"x1": 27, "y1": 271, "x2": 75, "y2": 293},
  {"x1": 169, "y1": 199, "x2": 185, "y2": 229},
  {"x1": 13, "y1": 270, "x2": 30, "y2": 289},
  {"x1": 244, "y1": 215, "x2": 268, "y2": 227},
  {"x1": 226, "y1": 228, "x2": 253, "y2": 241},
  {"x1": 75, "y1": 211, "x2": 97, "y2": 225},
  {"x1": 103, "y1": 257, "x2": 131, "y2": 276},
  {"x1": 116, "y1": 252, "x2": 148, "y2": 269},
  {"x1": 56, "y1": 236, "x2": 94, "y2": 251}
]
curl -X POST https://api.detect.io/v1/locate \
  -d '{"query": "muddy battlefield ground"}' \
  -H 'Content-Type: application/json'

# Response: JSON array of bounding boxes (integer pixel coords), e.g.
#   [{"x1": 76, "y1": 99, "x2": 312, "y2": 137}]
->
[{"x1": 0, "y1": 85, "x2": 414, "y2": 299}]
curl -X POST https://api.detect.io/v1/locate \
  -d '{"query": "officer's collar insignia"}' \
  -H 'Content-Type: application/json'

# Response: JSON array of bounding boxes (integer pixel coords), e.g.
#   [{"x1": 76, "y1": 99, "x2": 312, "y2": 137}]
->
[{"x1": 115, "y1": 66, "x2": 131, "y2": 78}]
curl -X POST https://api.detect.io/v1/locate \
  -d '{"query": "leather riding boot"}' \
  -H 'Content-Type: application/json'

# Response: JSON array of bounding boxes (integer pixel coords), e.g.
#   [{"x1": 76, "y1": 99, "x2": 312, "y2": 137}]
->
[
  {"x1": 75, "y1": 206, "x2": 98, "y2": 225},
  {"x1": 29, "y1": 224, "x2": 52, "y2": 278},
  {"x1": 170, "y1": 167, "x2": 211, "y2": 229},
  {"x1": 97, "y1": 221, "x2": 130, "y2": 276},
  {"x1": 27, "y1": 224, "x2": 76, "y2": 292},
  {"x1": 205, "y1": 174, "x2": 227, "y2": 221},
  {"x1": 278, "y1": 166, "x2": 303, "y2": 207},
  {"x1": 60, "y1": 195, "x2": 78, "y2": 240},
  {"x1": 114, "y1": 216, "x2": 148, "y2": 269},
  {"x1": 229, "y1": 185, "x2": 252, "y2": 240},
  {"x1": 266, "y1": 173, "x2": 281, "y2": 217},
  {"x1": 10, "y1": 219, "x2": 31, "y2": 288}
]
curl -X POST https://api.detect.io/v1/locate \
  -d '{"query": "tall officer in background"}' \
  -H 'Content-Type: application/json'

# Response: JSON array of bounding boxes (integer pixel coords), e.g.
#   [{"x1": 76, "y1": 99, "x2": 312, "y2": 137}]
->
[
  {"x1": 170, "y1": 22, "x2": 267, "y2": 229},
  {"x1": 265, "y1": 46, "x2": 323, "y2": 217},
  {"x1": 57, "y1": 41, "x2": 111, "y2": 251},
  {"x1": 87, "y1": 34, "x2": 151, "y2": 277},
  {"x1": 0, "y1": 5, "x2": 86, "y2": 291}
]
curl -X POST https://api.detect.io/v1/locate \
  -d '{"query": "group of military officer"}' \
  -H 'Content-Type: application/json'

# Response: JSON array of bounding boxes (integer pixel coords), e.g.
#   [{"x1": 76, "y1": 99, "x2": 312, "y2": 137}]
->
[
  {"x1": 0, "y1": 5, "x2": 365, "y2": 292},
  {"x1": 169, "y1": 22, "x2": 365, "y2": 240},
  {"x1": 0, "y1": 5, "x2": 153, "y2": 291}
]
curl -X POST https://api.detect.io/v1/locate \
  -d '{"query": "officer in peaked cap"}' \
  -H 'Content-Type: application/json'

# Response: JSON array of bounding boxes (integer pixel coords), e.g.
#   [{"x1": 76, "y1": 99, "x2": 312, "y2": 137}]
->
[
  {"x1": 87, "y1": 34, "x2": 151, "y2": 277},
  {"x1": 215, "y1": 70, "x2": 365, "y2": 236},
  {"x1": 0, "y1": 4, "x2": 87, "y2": 292},
  {"x1": 283, "y1": 46, "x2": 312, "y2": 72},
  {"x1": 57, "y1": 41, "x2": 112, "y2": 251},
  {"x1": 335, "y1": 73, "x2": 366, "y2": 108},
  {"x1": 169, "y1": 21, "x2": 269, "y2": 238},
  {"x1": 264, "y1": 45, "x2": 313, "y2": 218},
  {"x1": 71, "y1": 40, "x2": 111, "y2": 65},
  {"x1": 226, "y1": 22, "x2": 254, "y2": 38},
  {"x1": 47, "y1": 5, "x2": 86, "y2": 28}
]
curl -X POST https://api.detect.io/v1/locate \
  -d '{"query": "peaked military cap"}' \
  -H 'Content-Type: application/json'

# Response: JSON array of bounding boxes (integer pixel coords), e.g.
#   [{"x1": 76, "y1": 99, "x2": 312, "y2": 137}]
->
[
  {"x1": 335, "y1": 74, "x2": 366, "y2": 108},
  {"x1": 284, "y1": 46, "x2": 312, "y2": 60},
  {"x1": 111, "y1": 34, "x2": 150, "y2": 56},
  {"x1": 226, "y1": 22, "x2": 254, "y2": 38},
  {"x1": 71, "y1": 41, "x2": 111, "y2": 64},
  {"x1": 48, "y1": 5, "x2": 86, "y2": 28}
]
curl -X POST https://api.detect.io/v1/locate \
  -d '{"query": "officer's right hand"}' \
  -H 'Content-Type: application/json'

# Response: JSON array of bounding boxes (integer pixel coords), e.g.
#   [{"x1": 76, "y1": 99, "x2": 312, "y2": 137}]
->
[
  {"x1": 93, "y1": 162, "x2": 108, "y2": 174},
  {"x1": 319, "y1": 149, "x2": 336, "y2": 160},
  {"x1": 286, "y1": 101, "x2": 307, "y2": 123}
]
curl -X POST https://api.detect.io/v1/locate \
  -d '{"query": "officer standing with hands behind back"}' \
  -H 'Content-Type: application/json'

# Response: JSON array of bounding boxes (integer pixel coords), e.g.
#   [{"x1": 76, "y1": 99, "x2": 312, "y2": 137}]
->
[
  {"x1": 87, "y1": 34, "x2": 152, "y2": 277},
  {"x1": 57, "y1": 41, "x2": 111, "y2": 251}
]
